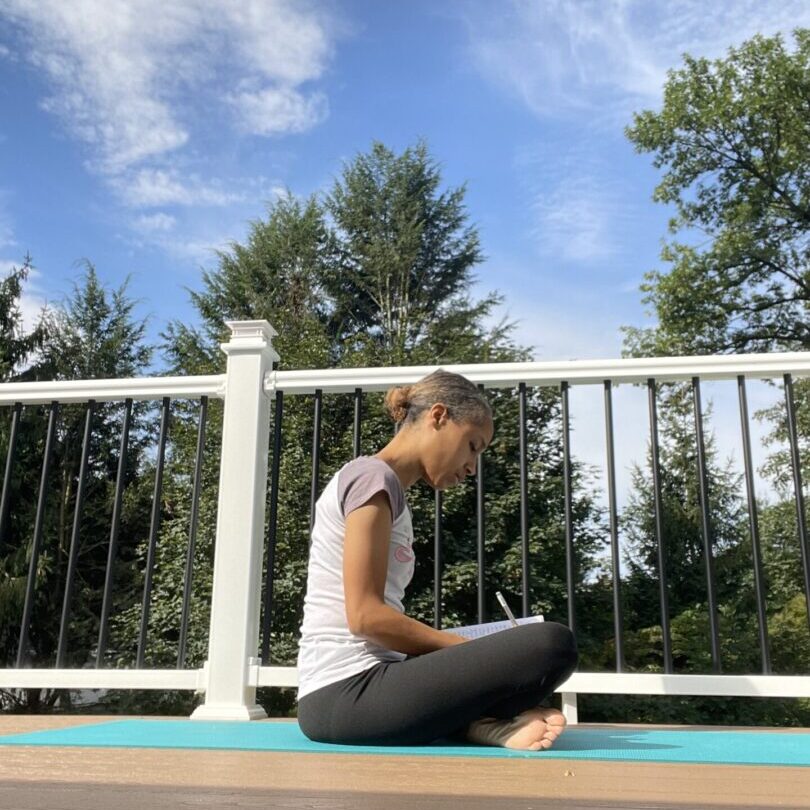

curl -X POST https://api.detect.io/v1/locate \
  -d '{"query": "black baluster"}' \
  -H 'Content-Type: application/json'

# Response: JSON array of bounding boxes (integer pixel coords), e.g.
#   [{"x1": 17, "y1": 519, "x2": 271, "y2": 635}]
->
[
  {"x1": 518, "y1": 382, "x2": 530, "y2": 619},
  {"x1": 434, "y1": 489, "x2": 443, "y2": 630},
  {"x1": 56, "y1": 400, "x2": 95, "y2": 668},
  {"x1": 604, "y1": 380, "x2": 624, "y2": 672},
  {"x1": 353, "y1": 388, "x2": 362, "y2": 458},
  {"x1": 784, "y1": 373, "x2": 810, "y2": 637},
  {"x1": 692, "y1": 377, "x2": 721, "y2": 672},
  {"x1": 561, "y1": 382, "x2": 576, "y2": 635},
  {"x1": 309, "y1": 389, "x2": 322, "y2": 539},
  {"x1": 17, "y1": 401, "x2": 59, "y2": 668},
  {"x1": 178, "y1": 396, "x2": 207, "y2": 669},
  {"x1": 261, "y1": 390, "x2": 283, "y2": 664},
  {"x1": 137, "y1": 396, "x2": 170, "y2": 668},
  {"x1": 97, "y1": 397, "x2": 132, "y2": 667},
  {"x1": 0, "y1": 402, "x2": 23, "y2": 552},
  {"x1": 648, "y1": 379, "x2": 673, "y2": 673},
  {"x1": 737, "y1": 375, "x2": 771, "y2": 674},
  {"x1": 477, "y1": 384, "x2": 486, "y2": 625}
]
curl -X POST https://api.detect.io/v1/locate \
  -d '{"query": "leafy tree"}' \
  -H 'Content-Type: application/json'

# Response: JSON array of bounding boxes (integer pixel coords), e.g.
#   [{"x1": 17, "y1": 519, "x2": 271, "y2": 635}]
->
[
  {"x1": 622, "y1": 29, "x2": 809, "y2": 358},
  {"x1": 618, "y1": 30, "x2": 810, "y2": 723},
  {"x1": 0, "y1": 255, "x2": 48, "y2": 381}
]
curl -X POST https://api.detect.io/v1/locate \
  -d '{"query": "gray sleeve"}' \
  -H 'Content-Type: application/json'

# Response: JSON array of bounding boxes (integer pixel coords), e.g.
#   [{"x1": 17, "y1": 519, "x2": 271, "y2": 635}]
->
[{"x1": 339, "y1": 461, "x2": 404, "y2": 523}]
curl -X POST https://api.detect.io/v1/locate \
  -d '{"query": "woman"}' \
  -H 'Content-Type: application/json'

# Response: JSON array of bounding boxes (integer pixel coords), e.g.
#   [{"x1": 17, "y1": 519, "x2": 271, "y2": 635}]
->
[{"x1": 296, "y1": 369, "x2": 578, "y2": 749}]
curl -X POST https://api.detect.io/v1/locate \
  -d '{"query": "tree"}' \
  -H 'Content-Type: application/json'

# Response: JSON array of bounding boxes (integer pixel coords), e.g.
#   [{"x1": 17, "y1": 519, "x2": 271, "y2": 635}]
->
[
  {"x1": 0, "y1": 262, "x2": 156, "y2": 711},
  {"x1": 620, "y1": 386, "x2": 748, "y2": 666},
  {"x1": 622, "y1": 29, "x2": 810, "y2": 357},
  {"x1": 139, "y1": 141, "x2": 606, "y2": 719},
  {"x1": 0, "y1": 256, "x2": 50, "y2": 695},
  {"x1": 0, "y1": 255, "x2": 48, "y2": 382},
  {"x1": 323, "y1": 140, "x2": 492, "y2": 365},
  {"x1": 618, "y1": 31, "x2": 810, "y2": 724}
]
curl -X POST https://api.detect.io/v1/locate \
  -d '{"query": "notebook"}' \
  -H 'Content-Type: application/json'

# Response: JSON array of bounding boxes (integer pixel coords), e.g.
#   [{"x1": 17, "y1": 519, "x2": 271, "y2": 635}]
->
[{"x1": 444, "y1": 614, "x2": 545, "y2": 639}]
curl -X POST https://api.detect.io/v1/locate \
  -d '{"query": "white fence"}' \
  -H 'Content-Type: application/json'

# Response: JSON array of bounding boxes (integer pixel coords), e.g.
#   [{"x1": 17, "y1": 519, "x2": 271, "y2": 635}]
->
[{"x1": 1, "y1": 319, "x2": 809, "y2": 723}]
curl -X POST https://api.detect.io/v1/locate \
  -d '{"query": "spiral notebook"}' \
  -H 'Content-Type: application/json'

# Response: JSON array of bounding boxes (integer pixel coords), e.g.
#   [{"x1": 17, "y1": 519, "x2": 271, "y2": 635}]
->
[{"x1": 444, "y1": 614, "x2": 545, "y2": 640}]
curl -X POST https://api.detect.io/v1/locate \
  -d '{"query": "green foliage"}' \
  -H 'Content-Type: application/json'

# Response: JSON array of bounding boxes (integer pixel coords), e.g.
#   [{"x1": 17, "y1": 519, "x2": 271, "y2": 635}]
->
[
  {"x1": 129, "y1": 139, "x2": 606, "y2": 718},
  {"x1": 3, "y1": 119, "x2": 807, "y2": 728},
  {"x1": 622, "y1": 28, "x2": 810, "y2": 357},
  {"x1": 0, "y1": 261, "x2": 156, "y2": 711},
  {"x1": 609, "y1": 29, "x2": 810, "y2": 726}
]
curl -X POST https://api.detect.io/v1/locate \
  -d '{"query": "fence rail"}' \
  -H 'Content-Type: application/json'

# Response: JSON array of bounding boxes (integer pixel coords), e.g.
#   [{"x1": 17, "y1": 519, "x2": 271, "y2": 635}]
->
[{"x1": 0, "y1": 319, "x2": 808, "y2": 724}]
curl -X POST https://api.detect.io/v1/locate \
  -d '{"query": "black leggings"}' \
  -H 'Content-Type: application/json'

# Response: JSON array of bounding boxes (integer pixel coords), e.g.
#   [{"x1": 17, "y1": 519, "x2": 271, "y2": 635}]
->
[{"x1": 297, "y1": 621, "x2": 578, "y2": 746}]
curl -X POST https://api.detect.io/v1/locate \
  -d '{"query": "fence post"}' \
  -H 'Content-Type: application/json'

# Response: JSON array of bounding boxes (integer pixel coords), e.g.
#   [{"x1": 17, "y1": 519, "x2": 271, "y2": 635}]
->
[
  {"x1": 561, "y1": 692, "x2": 578, "y2": 725},
  {"x1": 191, "y1": 320, "x2": 278, "y2": 721}
]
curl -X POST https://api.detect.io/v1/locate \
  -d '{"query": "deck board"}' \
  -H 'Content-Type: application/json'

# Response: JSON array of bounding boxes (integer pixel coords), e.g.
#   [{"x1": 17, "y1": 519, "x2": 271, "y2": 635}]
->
[{"x1": 0, "y1": 715, "x2": 808, "y2": 809}]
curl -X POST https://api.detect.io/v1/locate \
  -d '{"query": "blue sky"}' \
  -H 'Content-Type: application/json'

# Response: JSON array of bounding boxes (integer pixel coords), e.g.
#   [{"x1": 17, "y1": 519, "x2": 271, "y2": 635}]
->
[{"x1": 1, "y1": 0, "x2": 808, "y2": 510}]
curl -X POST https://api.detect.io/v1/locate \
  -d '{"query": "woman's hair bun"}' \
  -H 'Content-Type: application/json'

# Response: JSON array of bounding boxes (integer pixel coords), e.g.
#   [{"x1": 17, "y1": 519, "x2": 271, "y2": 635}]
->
[
  {"x1": 383, "y1": 370, "x2": 492, "y2": 428},
  {"x1": 384, "y1": 385, "x2": 412, "y2": 423}
]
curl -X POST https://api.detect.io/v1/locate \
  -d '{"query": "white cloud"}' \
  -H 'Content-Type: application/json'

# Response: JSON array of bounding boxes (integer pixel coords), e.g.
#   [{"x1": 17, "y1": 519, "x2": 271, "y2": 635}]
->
[
  {"x1": 529, "y1": 174, "x2": 620, "y2": 262},
  {"x1": 514, "y1": 140, "x2": 641, "y2": 262},
  {"x1": 227, "y1": 85, "x2": 329, "y2": 136},
  {"x1": 492, "y1": 297, "x2": 625, "y2": 362},
  {"x1": 461, "y1": 0, "x2": 810, "y2": 123},
  {"x1": 120, "y1": 214, "x2": 244, "y2": 265},
  {"x1": 165, "y1": 236, "x2": 236, "y2": 264},
  {"x1": 0, "y1": 223, "x2": 13, "y2": 251},
  {"x1": 118, "y1": 169, "x2": 245, "y2": 208},
  {"x1": 132, "y1": 212, "x2": 177, "y2": 233},
  {"x1": 1, "y1": 0, "x2": 340, "y2": 198}
]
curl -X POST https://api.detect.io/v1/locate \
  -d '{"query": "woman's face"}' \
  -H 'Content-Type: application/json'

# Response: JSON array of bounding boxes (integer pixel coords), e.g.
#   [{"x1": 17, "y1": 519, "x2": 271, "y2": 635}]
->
[{"x1": 420, "y1": 404, "x2": 494, "y2": 490}]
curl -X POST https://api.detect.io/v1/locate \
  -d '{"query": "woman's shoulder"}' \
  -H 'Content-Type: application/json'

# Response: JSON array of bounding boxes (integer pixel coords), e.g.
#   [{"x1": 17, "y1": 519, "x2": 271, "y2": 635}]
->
[{"x1": 337, "y1": 456, "x2": 406, "y2": 522}]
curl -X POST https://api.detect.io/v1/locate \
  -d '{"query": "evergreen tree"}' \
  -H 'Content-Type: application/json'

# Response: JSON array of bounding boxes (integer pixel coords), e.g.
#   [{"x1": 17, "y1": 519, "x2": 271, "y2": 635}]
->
[
  {"x1": 0, "y1": 262, "x2": 155, "y2": 711},
  {"x1": 135, "y1": 141, "x2": 606, "y2": 718},
  {"x1": 0, "y1": 256, "x2": 50, "y2": 710},
  {"x1": 620, "y1": 386, "x2": 748, "y2": 665}
]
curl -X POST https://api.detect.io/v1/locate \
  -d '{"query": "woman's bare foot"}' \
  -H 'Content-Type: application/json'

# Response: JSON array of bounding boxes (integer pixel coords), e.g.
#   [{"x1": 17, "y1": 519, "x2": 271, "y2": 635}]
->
[{"x1": 465, "y1": 706, "x2": 567, "y2": 751}]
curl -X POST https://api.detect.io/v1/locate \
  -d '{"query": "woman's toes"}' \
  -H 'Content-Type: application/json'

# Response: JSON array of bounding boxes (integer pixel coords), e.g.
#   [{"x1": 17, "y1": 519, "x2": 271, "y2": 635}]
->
[{"x1": 537, "y1": 708, "x2": 566, "y2": 734}]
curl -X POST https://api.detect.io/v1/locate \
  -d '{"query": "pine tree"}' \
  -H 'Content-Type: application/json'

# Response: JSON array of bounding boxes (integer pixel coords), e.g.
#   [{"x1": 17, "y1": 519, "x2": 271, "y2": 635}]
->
[
  {"x1": 0, "y1": 262, "x2": 155, "y2": 711},
  {"x1": 141, "y1": 141, "x2": 606, "y2": 718}
]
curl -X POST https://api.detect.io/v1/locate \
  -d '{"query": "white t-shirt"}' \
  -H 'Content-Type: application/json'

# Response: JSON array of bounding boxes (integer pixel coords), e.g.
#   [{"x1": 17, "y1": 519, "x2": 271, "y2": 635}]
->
[{"x1": 295, "y1": 455, "x2": 416, "y2": 701}]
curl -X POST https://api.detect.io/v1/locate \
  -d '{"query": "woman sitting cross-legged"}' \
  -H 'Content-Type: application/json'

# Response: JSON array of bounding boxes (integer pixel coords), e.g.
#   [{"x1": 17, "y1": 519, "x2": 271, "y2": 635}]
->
[{"x1": 296, "y1": 369, "x2": 578, "y2": 749}]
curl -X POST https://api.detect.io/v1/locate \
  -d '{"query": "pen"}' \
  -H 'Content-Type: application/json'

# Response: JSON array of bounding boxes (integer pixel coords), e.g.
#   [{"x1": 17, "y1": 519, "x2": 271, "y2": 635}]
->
[{"x1": 495, "y1": 591, "x2": 519, "y2": 627}]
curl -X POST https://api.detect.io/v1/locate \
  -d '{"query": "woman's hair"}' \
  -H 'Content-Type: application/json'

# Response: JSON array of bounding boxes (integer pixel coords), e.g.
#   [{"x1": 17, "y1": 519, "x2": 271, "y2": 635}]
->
[{"x1": 383, "y1": 369, "x2": 492, "y2": 428}]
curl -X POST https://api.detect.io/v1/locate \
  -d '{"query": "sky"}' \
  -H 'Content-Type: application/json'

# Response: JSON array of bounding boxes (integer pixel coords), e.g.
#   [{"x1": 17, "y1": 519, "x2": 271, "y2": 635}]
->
[{"x1": 1, "y1": 0, "x2": 808, "y2": 529}]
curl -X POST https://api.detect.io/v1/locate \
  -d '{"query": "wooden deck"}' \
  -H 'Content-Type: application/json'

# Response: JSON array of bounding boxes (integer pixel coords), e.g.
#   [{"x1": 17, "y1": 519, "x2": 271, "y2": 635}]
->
[{"x1": 0, "y1": 715, "x2": 808, "y2": 809}]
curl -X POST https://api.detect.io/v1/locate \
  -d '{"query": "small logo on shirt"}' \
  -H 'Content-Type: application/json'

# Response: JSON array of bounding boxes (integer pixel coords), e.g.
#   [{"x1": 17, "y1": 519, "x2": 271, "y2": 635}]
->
[{"x1": 394, "y1": 545, "x2": 414, "y2": 563}]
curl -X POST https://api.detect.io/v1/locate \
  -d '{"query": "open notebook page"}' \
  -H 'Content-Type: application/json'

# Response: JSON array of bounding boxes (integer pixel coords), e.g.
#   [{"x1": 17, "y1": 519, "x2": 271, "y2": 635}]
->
[{"x1": 444, "y1": 614, "x2": 544, "y2": 639}]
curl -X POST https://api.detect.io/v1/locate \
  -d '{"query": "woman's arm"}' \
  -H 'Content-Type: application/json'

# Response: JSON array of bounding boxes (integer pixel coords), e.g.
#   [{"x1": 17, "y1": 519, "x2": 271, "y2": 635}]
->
[{"x1": 343, "y1": 491, "x2": 467, "y2": 656}]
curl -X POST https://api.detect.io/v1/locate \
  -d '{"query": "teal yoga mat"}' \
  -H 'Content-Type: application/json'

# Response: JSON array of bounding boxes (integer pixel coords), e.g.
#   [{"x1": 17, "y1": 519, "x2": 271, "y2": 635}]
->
[{"x1": 1, "y1": 720, "x2": 809, "y2": 766}]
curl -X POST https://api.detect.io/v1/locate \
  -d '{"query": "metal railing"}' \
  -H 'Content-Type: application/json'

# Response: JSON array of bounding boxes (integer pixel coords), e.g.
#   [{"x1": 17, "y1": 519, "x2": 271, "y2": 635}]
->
[{"x1": 0, "y1": 319, "x2": 808, "y2": 723}]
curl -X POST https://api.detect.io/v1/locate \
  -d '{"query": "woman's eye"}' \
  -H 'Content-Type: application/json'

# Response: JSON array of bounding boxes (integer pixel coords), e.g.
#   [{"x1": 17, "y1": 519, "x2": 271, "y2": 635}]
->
[{"x1": 470, "y1": 442, "x2": 476, "y2": 452}]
